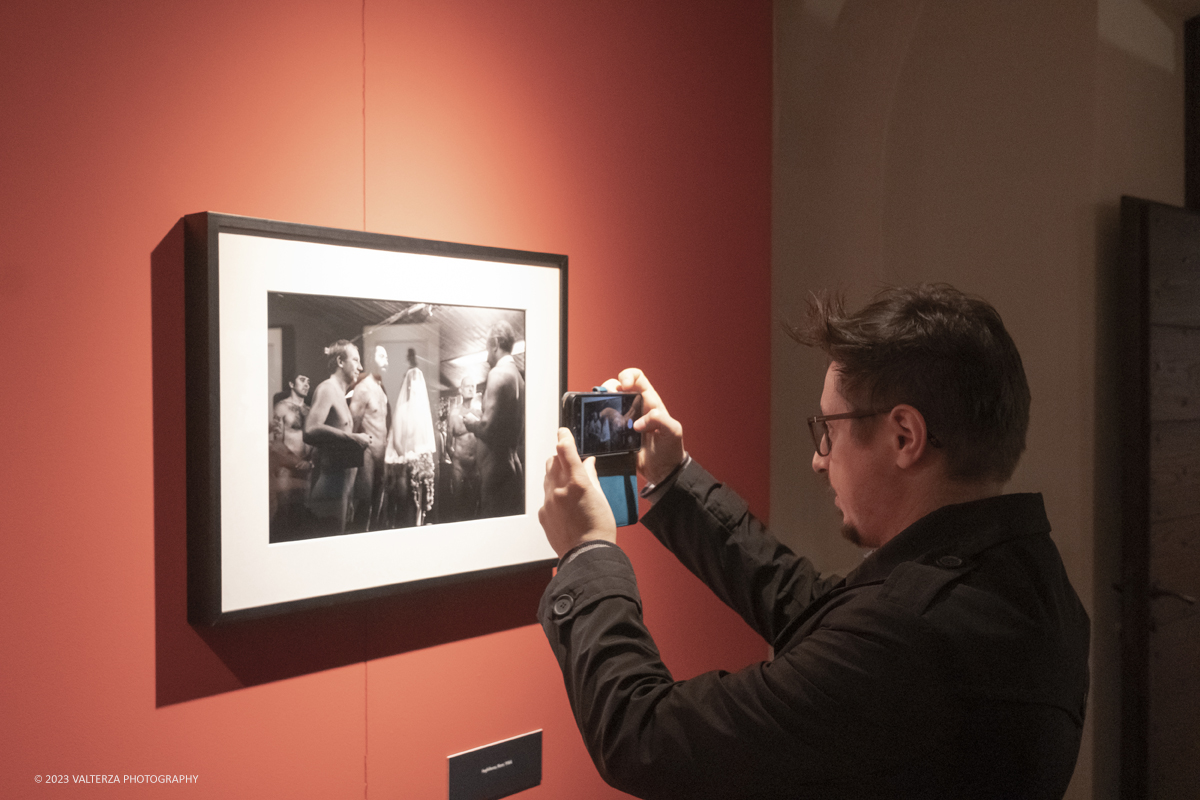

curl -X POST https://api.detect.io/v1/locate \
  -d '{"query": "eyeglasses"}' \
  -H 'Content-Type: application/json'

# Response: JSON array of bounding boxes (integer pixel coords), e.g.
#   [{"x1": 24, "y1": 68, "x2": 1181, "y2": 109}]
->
[
  {"x1": 807, "y1": 410, "x2": 884, "y2": 457},
  {"x1": 807, "y1": 409, "x2": 943, "y2": 456}
]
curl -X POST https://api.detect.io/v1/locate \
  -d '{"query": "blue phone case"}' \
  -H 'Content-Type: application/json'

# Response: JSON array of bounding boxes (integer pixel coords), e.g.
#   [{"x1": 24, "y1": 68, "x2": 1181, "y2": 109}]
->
[{"x1": 598, "y1": 473, "x2": 639, "y2": 527}]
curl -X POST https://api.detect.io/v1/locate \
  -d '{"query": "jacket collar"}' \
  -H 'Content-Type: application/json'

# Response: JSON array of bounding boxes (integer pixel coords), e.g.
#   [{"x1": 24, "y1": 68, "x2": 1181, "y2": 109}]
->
[{"x1": 843, "y1": 493, "x2": 1050, "y2": 587}]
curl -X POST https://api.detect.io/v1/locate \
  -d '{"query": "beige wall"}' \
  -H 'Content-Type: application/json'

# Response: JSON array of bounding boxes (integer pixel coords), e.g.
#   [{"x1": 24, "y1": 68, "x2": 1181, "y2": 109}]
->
[{"x1": 771, "y1": 1, "x2": 1186, "y2": 797}]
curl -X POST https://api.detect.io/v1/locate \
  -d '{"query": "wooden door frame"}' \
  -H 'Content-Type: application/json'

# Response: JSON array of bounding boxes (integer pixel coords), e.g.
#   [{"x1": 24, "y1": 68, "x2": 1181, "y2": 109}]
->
[{"x1": 1117, "y1": 196, "x2": 1153, "y2": 800}]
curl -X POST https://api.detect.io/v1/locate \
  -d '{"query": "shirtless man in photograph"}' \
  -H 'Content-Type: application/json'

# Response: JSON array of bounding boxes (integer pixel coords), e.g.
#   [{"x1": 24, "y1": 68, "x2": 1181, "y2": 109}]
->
[
  {"x1": 269, "y1": 374, "x2": 313, "y2": 531},
  {"x1": 349, "y1": 345, "x2": 391, "y2": 531},
  {"x1": 464, "y1": 321, "x2": 525, "y2": 517},
  {"x1": 304, "y1": 340, "x2": 372, "y2": 534},
  {"x1": 447, "y1": 376, "x2": 482, "y2": 521}
]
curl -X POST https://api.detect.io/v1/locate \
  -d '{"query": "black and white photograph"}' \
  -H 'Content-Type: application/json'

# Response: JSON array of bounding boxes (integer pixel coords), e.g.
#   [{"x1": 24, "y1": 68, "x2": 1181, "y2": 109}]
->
[
  {"x1": 267, "y1": 294, "x2": 527, "y2": 543},
  {"x1": 184, "y1": 213, "x2": 564, "y2": 623}
]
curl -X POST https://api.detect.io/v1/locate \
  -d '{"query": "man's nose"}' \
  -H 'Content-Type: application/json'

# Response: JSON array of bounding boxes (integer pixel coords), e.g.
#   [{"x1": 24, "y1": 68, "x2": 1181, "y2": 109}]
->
[{"x1": 812, "y1": 449, "x2": 827, "y2": 474}]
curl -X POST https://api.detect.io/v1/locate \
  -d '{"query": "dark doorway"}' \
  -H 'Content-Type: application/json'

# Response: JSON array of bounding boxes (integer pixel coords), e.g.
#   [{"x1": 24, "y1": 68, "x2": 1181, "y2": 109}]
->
[{"x1": 1117, "y1": 196, "x2": 1200, "y2": 800}]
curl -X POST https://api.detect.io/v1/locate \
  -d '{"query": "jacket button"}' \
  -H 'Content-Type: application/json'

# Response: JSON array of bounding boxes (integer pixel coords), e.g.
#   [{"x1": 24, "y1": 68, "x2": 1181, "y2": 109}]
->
[
  {"x1": 937, "y1": 555, "x2": 963, "y2": 568},
  {"x1": 552, "y1": 595, "x2": 574, "y2": 616}
]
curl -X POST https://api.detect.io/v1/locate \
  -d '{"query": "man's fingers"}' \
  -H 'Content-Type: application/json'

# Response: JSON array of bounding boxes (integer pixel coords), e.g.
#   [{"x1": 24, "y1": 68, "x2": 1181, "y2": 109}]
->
[
  {"x1": 555, "y1": 427, "x2": 583, "y2": 466},
  {"x1": 560, "y1": 430, "x2": 606, "y2": 490},
  {"x1": 616, "y1": 368, "x2": 654, "y2": 398},
  {"x1": 545, "y1": 438, "x2": 577, "y2": 491},
  {"x1": 615, "y1": 367, "x2": 648, "y2": 391},
  {"x1": 615, "y1": 368, "x2": 666, "y2": 415},
  {"x1": 581, "y1": 455, "x2": 601, "y2": 490},
  {"x1": 634, "y1": 406, "x2": 681, "y2": 436},
  {"x1": 547, "y1": 428, "x2": 607, "y2": 496}
]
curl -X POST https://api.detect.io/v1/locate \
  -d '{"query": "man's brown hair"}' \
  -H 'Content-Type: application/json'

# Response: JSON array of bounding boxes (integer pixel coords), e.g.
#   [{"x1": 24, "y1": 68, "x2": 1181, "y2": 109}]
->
[
  {"x1": 787, "y1": 283, "x2": 1030, "y2": 483},
  {"x1": 324, "y1": 339, "x2": 357, "y2": 374}
]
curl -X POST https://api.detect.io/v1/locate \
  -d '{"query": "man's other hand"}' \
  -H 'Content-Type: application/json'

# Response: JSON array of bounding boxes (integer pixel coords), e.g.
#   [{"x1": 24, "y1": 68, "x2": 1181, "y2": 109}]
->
[
  {"x1": 602, "y1": 369, "x2": 685, "y2": 485},
  {"x1": 539, "y1": 428, "x2": 617, "y2": 558}
]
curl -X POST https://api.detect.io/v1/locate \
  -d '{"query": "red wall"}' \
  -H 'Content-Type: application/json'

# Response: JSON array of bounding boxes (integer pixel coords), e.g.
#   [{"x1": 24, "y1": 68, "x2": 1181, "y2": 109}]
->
[{"x1": 0, "y1": 1, "x2": 772, "y2": 797}]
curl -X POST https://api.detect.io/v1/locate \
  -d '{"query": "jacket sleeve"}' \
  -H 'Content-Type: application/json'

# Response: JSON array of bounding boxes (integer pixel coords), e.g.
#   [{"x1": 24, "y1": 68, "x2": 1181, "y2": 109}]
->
[
  {"x1": 639, "y1": 459, "x2": 842, "y2": 648},
  {"x1": 538, "y1": 543, "x2": 957, "y2": 800}
]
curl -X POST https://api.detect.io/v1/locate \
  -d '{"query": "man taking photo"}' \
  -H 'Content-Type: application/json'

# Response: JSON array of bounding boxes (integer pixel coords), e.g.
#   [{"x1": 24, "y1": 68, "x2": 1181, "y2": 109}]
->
[{"x1": 537, "y1": 284, "x2": 1089, "y2": 800}]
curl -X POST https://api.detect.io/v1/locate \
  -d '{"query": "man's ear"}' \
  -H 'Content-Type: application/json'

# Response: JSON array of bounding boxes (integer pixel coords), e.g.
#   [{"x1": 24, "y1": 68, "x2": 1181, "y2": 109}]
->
[{"x1": 888, "y1": 404, "x2": 929, "y2": 469}]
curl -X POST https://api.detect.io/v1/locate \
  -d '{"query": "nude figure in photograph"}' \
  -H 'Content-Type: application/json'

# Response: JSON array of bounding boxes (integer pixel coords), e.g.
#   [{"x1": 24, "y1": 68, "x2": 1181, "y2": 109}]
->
[
  {"x1": 446, "y1": 376, "x2": 483, "y2": 521},
  {"x1": 269, "y1": 373, "x2": 313, "y2": 531},
  {"x1": 304, "y1": 340, "x2": 372, "y2": 534},
  {"x1": 464, "y1": 321, "x2": 525, "y2": 517},
  {"x1": 349, "y1": 345, "x2": 390, "y2": 531}
]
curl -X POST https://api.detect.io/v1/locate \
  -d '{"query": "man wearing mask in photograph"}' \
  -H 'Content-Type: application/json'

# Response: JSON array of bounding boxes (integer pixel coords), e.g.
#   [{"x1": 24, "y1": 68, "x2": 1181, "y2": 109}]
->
[{"x1": 536, "y1": 284, "x2": 1090, "y2": 800}]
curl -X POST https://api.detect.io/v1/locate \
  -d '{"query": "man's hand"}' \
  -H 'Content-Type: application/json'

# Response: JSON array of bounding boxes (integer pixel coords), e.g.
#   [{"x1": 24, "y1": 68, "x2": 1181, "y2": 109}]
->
[
  {"x1": 602, "y1": 369, "x2": 685, "y2": 485},
  {"x1": 538, "y1": 428, "x2": 617, "y2": 558}
]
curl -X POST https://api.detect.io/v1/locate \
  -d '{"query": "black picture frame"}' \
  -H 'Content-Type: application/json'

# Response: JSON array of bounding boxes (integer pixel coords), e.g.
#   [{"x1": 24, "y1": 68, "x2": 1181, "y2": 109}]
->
[{"x1": 183, "y1": 212, "x2": 566, "y2": 625}]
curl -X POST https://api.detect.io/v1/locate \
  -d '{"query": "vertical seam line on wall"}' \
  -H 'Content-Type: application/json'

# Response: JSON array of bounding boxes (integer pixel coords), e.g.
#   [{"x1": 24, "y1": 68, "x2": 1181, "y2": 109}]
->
[
  {"x1": 361, "y1": 12, "x2": 369, "y2": 796},
  {"x1": 364, "y1": 658, "x2": 370, "y2": 799},
  {"x1": 364, "y1": 594, "x2": 371, "y2": 798},
  {"x1": 875, "y1": 0, "x2": 926, "y2": 271},
  {"x1": 362, "y1": 0, "x2": 367, "y2": 231}
]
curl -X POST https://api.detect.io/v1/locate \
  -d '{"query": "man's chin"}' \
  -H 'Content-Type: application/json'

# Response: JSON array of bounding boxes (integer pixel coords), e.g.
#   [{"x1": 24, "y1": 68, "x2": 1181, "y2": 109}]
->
[{"x1": 839, "y1": 522, "x2": 862, "y2": 547}]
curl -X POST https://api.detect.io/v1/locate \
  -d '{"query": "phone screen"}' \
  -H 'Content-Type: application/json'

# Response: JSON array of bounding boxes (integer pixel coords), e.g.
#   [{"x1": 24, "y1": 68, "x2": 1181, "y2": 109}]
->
[{"x1": 569, "y1": 393, "x2": 643, "y2": 456}]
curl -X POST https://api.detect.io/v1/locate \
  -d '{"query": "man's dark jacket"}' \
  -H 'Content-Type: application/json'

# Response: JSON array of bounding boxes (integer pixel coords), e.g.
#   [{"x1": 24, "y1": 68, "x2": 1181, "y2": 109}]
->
[{"x1": 539, "y1": 460, "x2": 1090, "y2": 799}]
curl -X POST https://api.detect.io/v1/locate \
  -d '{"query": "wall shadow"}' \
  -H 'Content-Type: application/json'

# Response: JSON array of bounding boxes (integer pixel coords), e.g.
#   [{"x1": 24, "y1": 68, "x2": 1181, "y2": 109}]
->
[{"x1": 151, "y1": 219, "x2": 551, "y2": 707}]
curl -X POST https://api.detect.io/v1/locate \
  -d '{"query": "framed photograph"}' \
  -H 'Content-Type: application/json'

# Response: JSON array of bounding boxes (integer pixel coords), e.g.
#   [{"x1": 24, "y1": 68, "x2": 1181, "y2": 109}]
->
[{"x1": 183, "y1": 212, "x2": 566, "y2": 624}]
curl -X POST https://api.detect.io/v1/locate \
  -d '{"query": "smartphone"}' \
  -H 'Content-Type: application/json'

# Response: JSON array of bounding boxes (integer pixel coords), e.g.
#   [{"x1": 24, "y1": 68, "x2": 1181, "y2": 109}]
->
[{"x1": 561, "y1": 392, "x2": 644, "y2": 457}]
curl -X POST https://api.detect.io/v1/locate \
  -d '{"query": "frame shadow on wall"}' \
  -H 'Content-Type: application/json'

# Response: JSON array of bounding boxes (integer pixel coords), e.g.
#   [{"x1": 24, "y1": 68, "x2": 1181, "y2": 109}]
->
[{"x1": 150, "y1": 219, "x2": 552, "y2": 707}]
